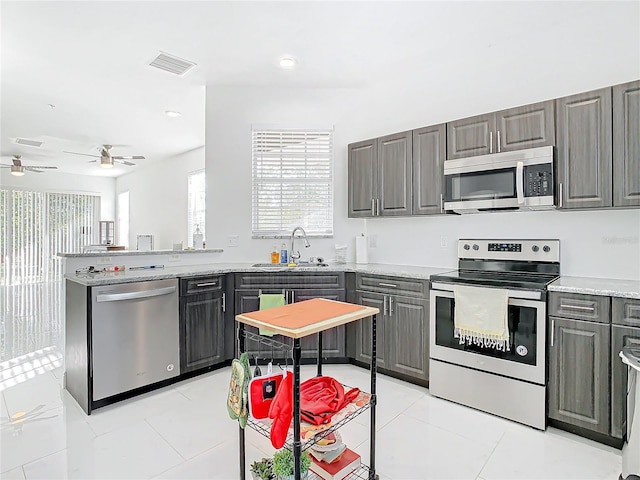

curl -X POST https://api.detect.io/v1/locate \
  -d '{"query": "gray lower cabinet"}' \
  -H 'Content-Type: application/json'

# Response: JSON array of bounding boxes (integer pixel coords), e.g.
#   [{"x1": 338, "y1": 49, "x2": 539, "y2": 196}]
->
[
  {"x1": 548, "y1": 316, "x2": 611, "y2": 435},
  {"x1": 447, "y1": 101, "x2": 555, "y2": 159},
  {"x1": 611, "y1": 297, "x2": 640, "y2": 439},
  {"x1": 347, "y1": 131, "x2": 412, "y2": 218},
  {"x1": 556, "y1": 87, "x2": 613, "y2": 209},
  {"x1": 351, "y1": 274, "x2": 429, "y2": 382},
  {"x1": 179, "y1": 276, "x2": 227, "y2": 373},
  {"x1": 412, "y1": 124, "x2": 446, "y2": 215},
  {"x1": 234, "y1": 273, "x2": 346, "y2": 359},
  {"x1": 613, "y1": 80, "x2": 640, "y2": 207}
]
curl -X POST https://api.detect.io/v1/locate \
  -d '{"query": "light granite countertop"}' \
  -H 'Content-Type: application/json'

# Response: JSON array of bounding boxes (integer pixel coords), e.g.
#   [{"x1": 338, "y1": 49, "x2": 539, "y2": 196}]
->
[
  {"x1": 65, "y1": 262, "x2": 453, "y2": 286},
  {"x1": 548, "y1": 276, "x2": 640, "y2": 299},
  {"x1": 57, "y1": 248, "x2": 224, "y2": 258}
]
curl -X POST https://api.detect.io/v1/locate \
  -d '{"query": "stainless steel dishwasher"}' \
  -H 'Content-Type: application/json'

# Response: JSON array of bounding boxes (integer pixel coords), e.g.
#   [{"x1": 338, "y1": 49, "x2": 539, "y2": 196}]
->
[{"x1": 91, "y1": 278, "x2": 180, "y2": 401}]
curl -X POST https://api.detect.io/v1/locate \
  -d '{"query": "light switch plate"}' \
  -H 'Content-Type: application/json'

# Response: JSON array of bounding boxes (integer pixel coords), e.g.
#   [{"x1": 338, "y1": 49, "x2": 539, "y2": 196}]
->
[
  {"x1": 440, "y1": 236, "x2": 448, "y2": 248},
  {"x1": 369, "y1": 235, "x2": 377, "y2": 248},
  {"x1": 168, "y1": 254, "x2": 180, "y2": 262},
  {"x1": 227, "y1": 235, "x2": 240, "y2": 247}
]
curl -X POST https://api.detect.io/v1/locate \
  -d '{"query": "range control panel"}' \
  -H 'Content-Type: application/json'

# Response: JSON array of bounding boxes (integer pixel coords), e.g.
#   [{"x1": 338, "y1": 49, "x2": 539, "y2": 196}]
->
[{"x1": 459, "y1": 239, "x2": 560, "y2": 262}]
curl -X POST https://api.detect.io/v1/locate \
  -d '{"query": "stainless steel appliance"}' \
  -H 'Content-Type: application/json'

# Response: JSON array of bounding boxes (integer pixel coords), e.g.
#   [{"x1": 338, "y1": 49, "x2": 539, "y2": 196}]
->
[
  {"x1": 444, "y1": 146, "x2": 555, "y2": 214},
  {"x1": 91, "y1": 278, "x2": 180, "y2": 401},
  {"x1": 429, "y1": 239, "x2": 560, "y2": 429},
  {"x1": 620, "y1": 346, "x2": 640, "y2": 480}
]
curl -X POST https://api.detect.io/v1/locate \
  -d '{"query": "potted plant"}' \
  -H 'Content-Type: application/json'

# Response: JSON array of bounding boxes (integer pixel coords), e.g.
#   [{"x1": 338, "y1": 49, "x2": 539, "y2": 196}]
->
[
  {"x1": 250, "y1": 457, "x2": 273, "y2": 480},
  {"x1": 271, "y1": 448, "x2": 311, "y2": 480}
]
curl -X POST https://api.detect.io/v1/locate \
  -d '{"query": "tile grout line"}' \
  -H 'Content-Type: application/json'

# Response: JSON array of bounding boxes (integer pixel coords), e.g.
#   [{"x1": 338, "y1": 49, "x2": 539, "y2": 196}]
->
[
  {"x1": 475, "y1": 429, "x2": 508, "y2": 479},
  {"x1": 143, "y1": 417, "x2": 190, "y2": 464}
]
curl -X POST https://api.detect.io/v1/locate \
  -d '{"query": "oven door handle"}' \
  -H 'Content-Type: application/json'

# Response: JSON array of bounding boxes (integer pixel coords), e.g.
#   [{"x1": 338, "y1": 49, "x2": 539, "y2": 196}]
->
[
  {"x1": 516, "y1": 161, "x2": 525, "y2": 204},
  {"x1": 430, "y1": 283, "x2": 542, "y2": 301}
]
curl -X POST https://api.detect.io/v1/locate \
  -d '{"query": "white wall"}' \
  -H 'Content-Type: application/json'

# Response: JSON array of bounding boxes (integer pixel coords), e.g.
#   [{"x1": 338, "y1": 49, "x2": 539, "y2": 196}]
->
[
  {"x1": 116, "y1": 147, "x2": 205, "y2": 250},
  {"x1": 204, "y1": 3, "x2": 640, "y2": 280},
  {"x1": 0, "y1": 170, "x2": 116, "y2": 221}
]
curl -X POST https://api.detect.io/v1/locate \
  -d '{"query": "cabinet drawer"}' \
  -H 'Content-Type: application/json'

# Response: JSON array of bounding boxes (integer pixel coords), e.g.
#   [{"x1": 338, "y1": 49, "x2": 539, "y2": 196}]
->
[
  {"x1": 356, "y1": 273, "x2": 428, "y2": 298},
  {"x1": 612, "y1": 297, "x2": 640, "y2": 327},
  {"x1": 548, "y1": 292, "x2": 610, "y2": 323},
  {"x1": 181, "y1": 275, "x2": 224, "y2": 295},
  {"x1": 234, "y1": 272, "x2": 345, "y2": 290}
]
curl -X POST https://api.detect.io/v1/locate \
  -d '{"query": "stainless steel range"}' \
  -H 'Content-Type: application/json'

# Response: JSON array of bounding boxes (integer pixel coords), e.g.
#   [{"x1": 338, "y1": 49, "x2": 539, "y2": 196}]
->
[{"x1": 429, "y1": 239, "x2": 560, "y2": 430}]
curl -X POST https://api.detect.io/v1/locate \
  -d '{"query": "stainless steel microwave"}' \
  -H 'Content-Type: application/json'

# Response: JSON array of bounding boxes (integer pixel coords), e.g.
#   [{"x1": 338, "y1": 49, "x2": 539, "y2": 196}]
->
[{"x1": 444, "y1": 146, "x2": 555, "y2": 214}]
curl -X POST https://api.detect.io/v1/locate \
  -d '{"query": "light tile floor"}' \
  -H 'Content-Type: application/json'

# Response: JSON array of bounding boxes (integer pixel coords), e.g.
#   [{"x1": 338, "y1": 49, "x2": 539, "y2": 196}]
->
[
  {"x1": 0, "y1": 282, "x2": 623, "y2": 479},
  {"x1": 0, "y1": 364, "x2": 622, "y2": 480}
]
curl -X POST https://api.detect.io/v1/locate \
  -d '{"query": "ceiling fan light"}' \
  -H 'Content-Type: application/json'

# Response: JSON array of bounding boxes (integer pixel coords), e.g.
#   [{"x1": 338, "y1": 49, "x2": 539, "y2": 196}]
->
[
  {"x1": 279, "y1": 56, "x2": 298, "y2": 68},
  {"x1": 10, "y1": 165, "x2": 25, "y2": 176},
  {"x1": 165, "y1": 110, "x2": 181, "y2": 118},
  {"x1": 100, "y1": 158, "x2": 114, "y2": 168}
]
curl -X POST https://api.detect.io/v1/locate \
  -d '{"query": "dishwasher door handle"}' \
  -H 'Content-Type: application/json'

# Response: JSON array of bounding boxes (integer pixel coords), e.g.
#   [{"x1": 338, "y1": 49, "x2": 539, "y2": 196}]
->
[{"x1": 96, "y1": 286, "x2": 177, "y2": 303}]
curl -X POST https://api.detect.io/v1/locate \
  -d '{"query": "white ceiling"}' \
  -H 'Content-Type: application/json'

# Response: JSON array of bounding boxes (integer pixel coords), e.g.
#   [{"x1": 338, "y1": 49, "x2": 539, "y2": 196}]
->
[{"x1": 1, "y1": 1, "x2": 639, "y2": 178}]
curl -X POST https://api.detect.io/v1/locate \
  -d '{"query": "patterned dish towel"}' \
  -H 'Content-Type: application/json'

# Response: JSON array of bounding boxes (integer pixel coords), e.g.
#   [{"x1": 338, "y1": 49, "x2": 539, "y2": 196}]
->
[{"x1": 453, "y1": 285, "x2": 510, "y2": 351}]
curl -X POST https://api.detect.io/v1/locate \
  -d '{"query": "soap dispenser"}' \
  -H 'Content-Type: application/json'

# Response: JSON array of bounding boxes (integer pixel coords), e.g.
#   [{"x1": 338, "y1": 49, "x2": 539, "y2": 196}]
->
[
  {"x1": 193, "y1": 225, "x2": 204, "y2": 249},
  {"x1": 280, "y1": 243, "x2": 288, "y2": 264}
]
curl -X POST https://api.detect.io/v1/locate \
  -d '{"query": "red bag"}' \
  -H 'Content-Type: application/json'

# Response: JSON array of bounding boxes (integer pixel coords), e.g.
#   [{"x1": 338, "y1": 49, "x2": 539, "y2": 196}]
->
[{"x1": 248, "y1": 364, "x2": 283, "y2": 420}]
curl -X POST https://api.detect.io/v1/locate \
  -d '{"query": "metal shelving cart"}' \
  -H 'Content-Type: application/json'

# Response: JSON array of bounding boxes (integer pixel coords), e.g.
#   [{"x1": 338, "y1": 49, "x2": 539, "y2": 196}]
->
[{"x1": 235, "y1": 298, "x2": 380, "y2": 480}]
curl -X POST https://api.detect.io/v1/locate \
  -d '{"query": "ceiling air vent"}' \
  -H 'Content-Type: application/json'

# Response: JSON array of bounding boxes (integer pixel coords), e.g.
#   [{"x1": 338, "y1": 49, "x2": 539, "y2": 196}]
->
[
  {"x1": 148, "y1": 52, "x2": 196, "y2": 76},
  {"x1": 15, "y1": 138, "x2": 43, "y2": 147}
]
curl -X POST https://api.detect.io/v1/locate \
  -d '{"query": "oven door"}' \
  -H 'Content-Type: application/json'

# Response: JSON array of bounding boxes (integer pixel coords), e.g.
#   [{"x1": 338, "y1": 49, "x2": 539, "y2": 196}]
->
[{"x1": 429, "y1": 284, "x2": 547, "y2": 385}]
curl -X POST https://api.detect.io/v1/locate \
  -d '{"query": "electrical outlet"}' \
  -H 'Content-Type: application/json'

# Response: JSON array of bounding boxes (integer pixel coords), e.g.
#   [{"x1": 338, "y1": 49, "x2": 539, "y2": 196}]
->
[
  {"x1": 98, "y1": 257, "x2": 111, "y2": 264},
  {"x1": 440, "y1": 236, "x2": 448, "y2": 248},
  {"x1": 227, "y1": 235, "x2": 240, "y2": 247},
  {"x1": 368, "y1": 235, "x2": 377, "y2": 248},
  {"x1": 168, "y1": 254, "x2": 180, "y2": 262}
]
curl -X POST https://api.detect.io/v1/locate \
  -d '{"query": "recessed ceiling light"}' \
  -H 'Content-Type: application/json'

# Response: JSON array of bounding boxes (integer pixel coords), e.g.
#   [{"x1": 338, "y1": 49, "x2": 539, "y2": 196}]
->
[
  {"x1": 165, "y1": 110, "x2": 182, "y2": 118},
  {"x1": 279, "y1": 56, "x2": 298, "y2": 68}
]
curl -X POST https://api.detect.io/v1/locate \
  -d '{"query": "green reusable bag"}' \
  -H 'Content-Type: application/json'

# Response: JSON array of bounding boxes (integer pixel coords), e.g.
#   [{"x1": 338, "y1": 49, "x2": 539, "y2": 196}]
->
[{"x1": 227, "y1": 352, "x2": 251, "y2": 428}]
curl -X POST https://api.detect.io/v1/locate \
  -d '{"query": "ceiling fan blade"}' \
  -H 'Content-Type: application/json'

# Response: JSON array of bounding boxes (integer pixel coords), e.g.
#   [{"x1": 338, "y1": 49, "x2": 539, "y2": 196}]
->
[
  {"x1": 64, "y1": 151, "x2": 101, "y2": 158},
  {"x1": 114, "y1": 159, "x2": 136, "y2": 166},
  {"x1": 26, "y1": 166, "x2": 58, "y2": 170},
  {"x1": 0, "y1": 164, "x2": 11, "y2": 168},
  {"x1": 112, "y1": 155, "x2": 145, "y2": 160}
]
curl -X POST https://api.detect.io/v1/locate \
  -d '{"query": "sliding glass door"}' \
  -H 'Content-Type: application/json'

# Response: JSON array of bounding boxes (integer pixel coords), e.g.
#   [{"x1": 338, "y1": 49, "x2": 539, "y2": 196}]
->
[{"x1": 0, "y1": 189, "x2": 100, "y2": 285}]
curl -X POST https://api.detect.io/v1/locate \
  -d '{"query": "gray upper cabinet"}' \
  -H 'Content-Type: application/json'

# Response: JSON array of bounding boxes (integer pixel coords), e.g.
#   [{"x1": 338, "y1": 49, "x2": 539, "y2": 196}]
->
[
  {"x1": 447, "y1": 101, "x2": 555, "y2": 160},
  {"x1": 412, "y1": 124, "x2": 446, "y2": 215},
  {"x1": 348, "y1": 139, "x2": 378, "y2": 217},
  {"x1": 447, "y1": 113, "x2": 494, "y2": 159},
  {"x1": 348, "y1": 131, "x2": 412, "y2": 218},
  {"x1": 613, "y1": 80, "x2": 640, "y2": 207},
  {"x1": 556, "y1": 87, "x2": 613, "y2": 209},
  {"x1": 496, "y1": 101, "x2": 555, "y2": 152},
  {"x1": 378, "y1": 131, "x2": 412, "y2": 216},
  {"x1": 548, "y1": 317, "x2": 611, "y2": 435}
]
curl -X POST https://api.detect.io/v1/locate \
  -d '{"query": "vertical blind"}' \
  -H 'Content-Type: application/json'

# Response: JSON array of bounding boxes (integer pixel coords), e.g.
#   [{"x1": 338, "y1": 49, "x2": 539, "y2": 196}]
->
[
  {"x1": 252, "y1": 128, "x2": 334, "y2": 237},
  {"x1": 188, "y1": 170, "x2": 206, "y2": 247},
  {"x1": 0, "y1": 189, "x2": 99, "y2": 285}
]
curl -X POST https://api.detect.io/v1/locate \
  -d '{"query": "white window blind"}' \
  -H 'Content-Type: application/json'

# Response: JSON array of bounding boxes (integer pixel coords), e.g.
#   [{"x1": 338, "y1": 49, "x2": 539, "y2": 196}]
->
[
  {"x1": 0, "y1": 189, "x2": 99, "y2": 285},
  {"x1": 188, "y1": 170, "x2": 206, "y2": 246},
  {"x1": 117, "y1": 191, "x2": 129, "y2": 248},
  {"x1": 252, "y1": 128, "x2": 333, "y2": 237}
]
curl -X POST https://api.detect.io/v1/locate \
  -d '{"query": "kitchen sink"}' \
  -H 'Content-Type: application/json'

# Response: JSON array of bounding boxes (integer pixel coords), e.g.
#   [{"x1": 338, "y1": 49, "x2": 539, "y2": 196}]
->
[{"x1": 251, "y1": 263, "x2": 329, "y2": 268}]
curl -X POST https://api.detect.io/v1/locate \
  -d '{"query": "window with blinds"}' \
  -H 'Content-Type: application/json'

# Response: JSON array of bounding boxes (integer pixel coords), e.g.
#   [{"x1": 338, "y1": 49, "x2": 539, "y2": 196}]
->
[
  {"x1": 188, "y1": 170, "x2": 206, "y2": 246},
  {"x1": 252, "y1": 128, "x2": 334, "y2": 238}
]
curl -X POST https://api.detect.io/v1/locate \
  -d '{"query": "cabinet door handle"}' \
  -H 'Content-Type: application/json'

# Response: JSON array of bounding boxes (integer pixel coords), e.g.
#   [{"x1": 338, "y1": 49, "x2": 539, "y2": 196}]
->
[
  {"x1": 376, "y1": 198, "x2": 381, "y2": 216},
  {"x1": 440, "y1": 193, "x2": 444, "y2": 213},
  {"x1": 196, "y1": 281, "x2": 217, "y2": 287},
  {"x1": 497, "y1": 130, "x2": 501, "y2": 153},
  {"x1": 558, "y1": 183, "x2": 563, "y2": 208},
  {"x1": 550, "y1": 319, "x2": 555, "y2": 347},
  {"x1": 222, "y1": 292, "x2": 226, "y2": 313},
  {"x1": 489, "y1": 131, "x2": 493, "y2": 153},
  {"x1": 383, "y1": 295, "x2": 388, "y2": 315},
  {"x1": 389, "y1": 296, "x2": 394, "y2": 315},
  {"x1": 291, "y1": 290, "x2": 295, "y2": 303},
  {"x1": 560, "y1": 304, "x2": 596, "y2": 312},
  {"x1": 378, "y1": 282, "x2": 397, "y2": 288},
  {"x1": 371, "y1": 199, "x2": 375, "y2": 216}
]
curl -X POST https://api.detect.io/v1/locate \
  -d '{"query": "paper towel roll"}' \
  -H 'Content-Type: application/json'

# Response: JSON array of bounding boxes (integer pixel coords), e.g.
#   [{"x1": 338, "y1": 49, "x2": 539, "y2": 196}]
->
[{"x1": 356, "y1": 236, "x2": 368, "y2": 264}]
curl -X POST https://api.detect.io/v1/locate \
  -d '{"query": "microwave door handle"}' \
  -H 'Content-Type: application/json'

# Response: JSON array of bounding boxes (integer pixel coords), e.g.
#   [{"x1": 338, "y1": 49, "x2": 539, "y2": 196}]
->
[{"x1": 516, "y1": 161, "x2": 525, "y2": 204}]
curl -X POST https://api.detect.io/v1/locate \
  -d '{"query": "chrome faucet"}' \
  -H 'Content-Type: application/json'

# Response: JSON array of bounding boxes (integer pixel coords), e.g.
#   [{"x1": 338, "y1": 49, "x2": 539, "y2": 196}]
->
[{"x1": 290, "y1": 226, "x2": 311, "y2": 263}]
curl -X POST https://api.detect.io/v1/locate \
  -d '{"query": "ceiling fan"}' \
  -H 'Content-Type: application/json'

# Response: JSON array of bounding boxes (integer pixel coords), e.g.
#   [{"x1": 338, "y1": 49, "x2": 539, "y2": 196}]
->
[
  {"x1": 64, "y1": 145, "x2": 145, "y2": 168},
  {"x1": 0, "y1": 155, "x2": 58, "y2": 176}
]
